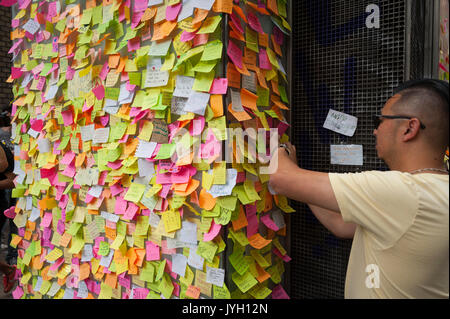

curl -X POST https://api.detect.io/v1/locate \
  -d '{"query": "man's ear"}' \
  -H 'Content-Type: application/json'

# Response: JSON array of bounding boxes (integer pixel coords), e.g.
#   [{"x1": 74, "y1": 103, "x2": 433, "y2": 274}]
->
[{"x1": 402, "y1": 119, "x2": 420, "y2": 142}]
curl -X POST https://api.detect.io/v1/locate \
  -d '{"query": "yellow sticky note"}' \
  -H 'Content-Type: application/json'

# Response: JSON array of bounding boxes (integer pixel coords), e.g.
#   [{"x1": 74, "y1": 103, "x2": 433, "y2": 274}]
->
[
  {"x1": 124, "y1": 183, "x2": 146, "y2": 203},
  {"x1": 162, "y1": 210, "x2": 181, "y2": 233}
]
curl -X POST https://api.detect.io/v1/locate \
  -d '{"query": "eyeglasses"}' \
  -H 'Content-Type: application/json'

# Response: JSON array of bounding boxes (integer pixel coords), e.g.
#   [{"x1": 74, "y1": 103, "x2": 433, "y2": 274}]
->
[{"x1": 373, "y1": 115, "x2": 426, "y2": 130}]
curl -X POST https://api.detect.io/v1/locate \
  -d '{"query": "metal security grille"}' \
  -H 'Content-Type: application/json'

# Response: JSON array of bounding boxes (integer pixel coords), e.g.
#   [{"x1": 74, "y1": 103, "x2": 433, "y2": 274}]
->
[{"x1": 290, "y1": 0, "x2": 407, "y2": 298}]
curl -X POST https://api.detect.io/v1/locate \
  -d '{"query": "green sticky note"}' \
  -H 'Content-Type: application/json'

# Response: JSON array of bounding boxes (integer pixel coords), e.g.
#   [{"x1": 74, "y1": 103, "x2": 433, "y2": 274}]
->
[
  {"x1": 245, "y1": 27, "x2": 259, "y2": 53},
  {"x1": 229, "y1": 249, "x2": 249, "y2": 275},
  {"x1": 124, "y1": 183, "x2": 146, "y2": 203},
  {"x1": 149, "y1": 39, "x2": 172, "y2": 56},
  {"x1": 196, "y1": 240, "x2": 218, "y2": 263},
  {"x1": 213, "y1": 283, "x2": 231, "y2": 299},
  {"x1": 105, "y1": 87, "x2": 120, "y2": 100},
  {"x1": 128, "y1": 72, "x2": 142, "y2": 86},
  {"x1": 257, "y1": 86, "x2": 270, "y2": 106},
  {"x1": 201, "y1": 40, "x2": 223, "y2": 61},
  {"x1": 154, "y1": 143, "x2": 176, "y2": 160},
  {"x1": 106, "y1": 147, "x2": 122, "y2": 162},
  {"x1": 243, "y1": 180, "x2": 261, "y2": 201},
  {"x1": 231, "y1": 271, "x2": 258, "y2": 294},
  {"x1": 98, "y1": 282, "x2": 113, "y2": 299},
  {"x1": 139, "y1": 261, "x2": 155, "y2": 282},
  {"x1": 192, "y1": 70, "x2": 215, "y2": 92},
  {"x1": 159, "y1": 273, "x2": 174, "y2": 299},
  {"x1": 192, "y1": 60, "x2": 218, "y2": 73},
  {"x1": 80, "y1": 8, "x2": 93, "y2": 25},
  {"x1": 92, "y1": 6, "x2": 103, "y2": 25},
  {"x1": 197, "y1": 15, "x2": 222, "y2": 34},
  {"x1": 217, "y1": 196, "x2": 238, "y2": 211},
  {"x1": 110, "y1": 121, "x2": 128, "y2": 140}
]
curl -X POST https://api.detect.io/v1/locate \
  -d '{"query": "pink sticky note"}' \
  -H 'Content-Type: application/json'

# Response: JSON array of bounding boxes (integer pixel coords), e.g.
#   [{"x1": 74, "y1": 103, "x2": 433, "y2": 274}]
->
[
  {"x1": 115, "y1": 197, "x2": 128, "y2": 215},
  {"x1": 60, "y1": 151, "x2": 76, "y2": 165},
  {"x1": 110, "y1": 183, "x2": 124, "y2": 196},
  {"x1": 65, "y1": 66, "x2": 75, "y2": 80},
  {"x1": 131, "y1": 10, "x2": 145, "y2": 28},
  {"x1": 193, "y1": 33, "x2": 209, "y2": 47},
  {"x1": 161, "y1": 240, "x2": 176, "y2": 255},
  {"x1": 166, "y1": 3, "x2": 182, "y2": 21},
  {"x1": 61, "y1": 110, "x2": 73, "y2": 126},
  {"x1": 145, "y1": 241, "x2": 160, "y2": 261},
  {"x1": 272, "y1": 285, "x2": 290, "y2": 299},
  {"x1": 92, "y1": 85, "x2": 105, "y2": 100},
  {"x1": 209, "y1": 78, "x2": 228, "y2": 94},
  {"x1": 41, "y1": 212, "x2": 53, "y2": 228},
  {"x1": 11, "y1": 286, "x2": 23, "y2": 300},
  {"x1": 127, "y1": 37, "x2": 141, "y2": 52},
  {"x1": 133, "y1": 0, "x2": 148, "y2": 12},
  {"x1": 248, "y1": 12, "x2": 264, "y2": 33},
  {"x1": 30, "y1": 119, "x2": 44, "y2": 132},
  {"x1": 189, "y1": 117, "x2": 205, "y2": 136},
  {"x1": 180, "y1": 30, "x2": 197, "y2": 42},
  {"x1": 230, "y1": 11, "x2": 244, "y2": 34},
  {"x1": 259, "y1": 49, "x2": 271, "y2": 70},
  {"x1": 61, "y1": 163, "x2": 76, "y2": 178},
  {"x1": 261, "y1": 213, "x2": 279, "y2": 231},
  {"x1": 123, "y1": 202, "x2": 139, "y2": 220},
  {"x1": 99, "y1": 62, "x2": 109, "y2": 81},
  {"x1": 203, "y1": 221, "x2": 222, "y2": 242},
  {"x1": 227, "y1": 40, "x2": 243, "y2": 69},
  {"x1": 11, "y1": 67, "x2": 23, "y2": 79}
]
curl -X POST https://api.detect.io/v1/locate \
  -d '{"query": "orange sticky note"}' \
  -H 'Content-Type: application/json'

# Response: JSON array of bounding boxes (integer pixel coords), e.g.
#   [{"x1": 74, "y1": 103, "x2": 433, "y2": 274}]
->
[
  {"x1": 79, "y1": 263, "x2": 91, "y2": 281},
  {"x1": 105, "y1": 272, "x2": 118, "y2": 289},
  {"x1": 232, "y1": 205, "x2": 248, "y2": 231},
  {"x1": 210, "y1": 95, "x2": 223, "y2": 117},
  {"x1": 213, "y1": 0, "x2": 233, "y2": 14},
  {"x1": 255, "y1": 263, "x2": 271, "y2": 283},
  {"x1": 233, "y1": 4, "x2": 248, "y2": 23},
  {"x1": 186, "y1": 285, "x2": 201, "y2": 299},
  {"x1": 248, "y1": 233, "x2": 272, "y2": 249},
  {"x1": 247, "y1": 2, "x2": 270, "y2": 15},
  {"x1": 227, "y1": 63, "x2": 241, "y2": 89},
  {"x1": 108, "y1": 54, "x2": 120, "y2": 68},
  {"x1": 241, "y1": 88, "x2": 258, "y2": 110},
  {"x1": 174, "y1": 178, "x2": 200, "y2": 196},
  {"x1": 227, "y1": 103, "x2": 252, "y2": 122},
  {"x1": 198, "y1": 188, "x2": 216, "y2": 211},
  {"x1": 190, "y1": 188, "x2": 199, "y2": 205}
]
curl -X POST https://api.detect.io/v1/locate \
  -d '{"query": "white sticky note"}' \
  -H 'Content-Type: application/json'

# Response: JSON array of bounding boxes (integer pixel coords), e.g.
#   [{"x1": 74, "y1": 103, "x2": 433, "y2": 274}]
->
[
  {"x1": 187, "y1": 245, "x2": 205, "y2": 270},
  {"x1": 185, "y1": 91, "x2": 210, "y2": 116},
  {"x1": 176, "y1": 221, "x2": 198, "y2": 245},
  {"x1": 144, "y1": 58, "x2": 169, "y2": 88},
  {"x1": 193, "y1": 0, "x2": 215, "y2": 10},
  {"x1": 206, "y1": 169, "x2": 238, "y2": 198},
  {"x1": 206, "y1": 266, "x2": 225, "y2": 287},
  {"x1": 172, "y1": 254, "x2": 188, "y2": 277},
  {"x1": 135, "y1": 140, "x2": 157, "y2": 158},
  {"x1": 80, "y1": 124, "x2": 95, "y2": 141},
  {"x1": 93, "y1": 127, "x2": 110, "y2": 144},
  {"x1": 323, "y1": 109, "x2": 358, "y2": 137},
  {"x1": 330, "y1": 144, "x2": 363, "y2": 166},
  {"x1": 22, "y1": 19, "x2": 40, "y2": 34},
  {"x1": 173, "y1": 75, "x2": 195, "y2": 98}
]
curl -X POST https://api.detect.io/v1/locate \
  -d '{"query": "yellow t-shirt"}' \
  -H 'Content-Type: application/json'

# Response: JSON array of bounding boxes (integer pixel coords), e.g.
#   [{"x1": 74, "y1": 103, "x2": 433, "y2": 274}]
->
[{"x1": 329, "y1": 171, "x2": 449, "y2": 299}]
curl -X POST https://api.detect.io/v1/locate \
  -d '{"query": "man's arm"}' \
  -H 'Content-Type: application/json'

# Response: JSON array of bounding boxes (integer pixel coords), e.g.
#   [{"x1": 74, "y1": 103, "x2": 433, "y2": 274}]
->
[
  {"x1": 0, "y1": 171, "x2": 15, "y2": 190},
  {"x1": 308, "y1": 204, "x2": 356, "y2": 239},
  {"x1": 269, "y1": 146, "x2": 341, "y2": 213}
]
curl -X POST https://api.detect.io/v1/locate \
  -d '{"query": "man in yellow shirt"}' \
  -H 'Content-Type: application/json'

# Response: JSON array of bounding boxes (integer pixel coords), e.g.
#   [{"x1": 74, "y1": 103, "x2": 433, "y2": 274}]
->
[{"x1": 269, "y1": 79, "x2": 449, "y2": 298}]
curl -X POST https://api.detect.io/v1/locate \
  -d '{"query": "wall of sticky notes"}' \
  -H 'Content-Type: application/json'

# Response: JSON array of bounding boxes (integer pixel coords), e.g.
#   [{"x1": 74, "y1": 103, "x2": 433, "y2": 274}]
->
[{"x1": 6, "y1": 0, "x2": 293, "y2": 299}]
